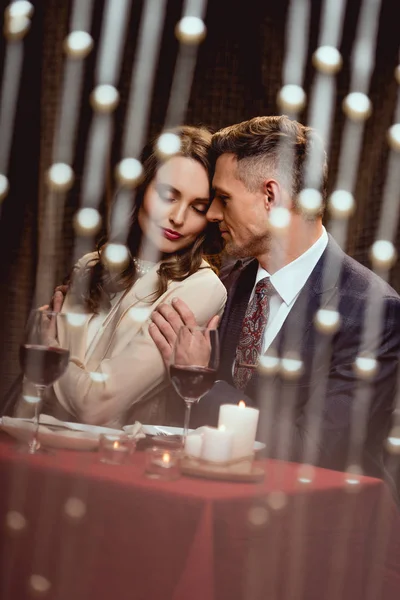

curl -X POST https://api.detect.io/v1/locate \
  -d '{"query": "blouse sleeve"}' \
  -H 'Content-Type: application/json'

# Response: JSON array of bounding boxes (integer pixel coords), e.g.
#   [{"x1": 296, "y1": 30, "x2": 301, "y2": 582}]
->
[{"x1": 53, "y1": 269, "x2": 227, "y2": 426}]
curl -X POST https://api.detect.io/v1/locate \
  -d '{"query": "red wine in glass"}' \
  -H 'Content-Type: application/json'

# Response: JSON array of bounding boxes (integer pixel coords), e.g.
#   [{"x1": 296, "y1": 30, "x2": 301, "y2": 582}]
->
[
  {"x1": 170, "y1": 365, "x2": 216, "y2": 401},
  {"x1": 19, "y1": 309, "x2": 71, "y2": 454},
  {"x1": 169, "y1": 326, "x2": 219, "y2": 442},
  {"x1": 20, "y1": 345, "x2": 70, "y2": 387}
]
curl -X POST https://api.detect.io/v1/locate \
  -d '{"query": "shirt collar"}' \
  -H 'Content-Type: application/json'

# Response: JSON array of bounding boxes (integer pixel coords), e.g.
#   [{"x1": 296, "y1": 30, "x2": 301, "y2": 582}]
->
[{"x1": 255, "y1": 227, "x2": 328, "y2": 305}]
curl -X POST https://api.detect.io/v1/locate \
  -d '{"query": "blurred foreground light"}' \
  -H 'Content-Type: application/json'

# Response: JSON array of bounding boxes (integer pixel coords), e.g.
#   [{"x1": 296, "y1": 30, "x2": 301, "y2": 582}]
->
[
  {"x1": 66, "y1": 313, "x2": 87, "y2": 327},
  {"x1": 156, "y1": 132, "x2": 181, "y2": 157},
  {"x1": 64, "y1": 31, "x2": 93, "y2": 59},
  {"x1": 345, "y1": 464, "x2": 362, "y2": 488},
  {"x1": 370, "y1": 240, "x2": 397, "y2": 269},
  {"x1": 280, "y1": 354, "x2": 303, "y2": 379},
  {"x1": 6, "y1": 510, "x2": 27, "y2": 532},
  {"x1": 64, "y1": 497, "x2": 86, "y2": 519},
  {"x1": 103, "y1": 243, "x2": 129, "y2": 267},
  {"x1": 342, "y1": 92, "x2": 372, "y2": 121},
  {"x1": 269, "y1": 206, "x2": 291, "y2": 230},
  {"x1": 29, "y1": 575, "x2": 51, "y2": 595},
  {"x1": 248, "y1": 505, "x2": 269, "y2": 526},
  {"x1": 395, "y1": 65, "x2": 400, "y2": 85},
  {"x1": 22, "y1": 395, "x2": 39, "y2": 404},
  {"x1": 0, "y1": 174, "x2": 9, "y2": 201},
  {"x1": 47, "y1": 163, "x2": 74, "y2": 192},
  {"x1": 297, "y1": 464, "x2": 315, "y2": 484},
  {"x1": 345, "y1": 476, "x2": 361, "y2": 486},
  {"x1": 267, "y1": 490, "x2": 287, "y2": 510},
  {"x1": 312, "y1": 46, "x2": 342, "y2": 75},
  {"x1": 115, "y1": 158, "x2": 143, "y2": 187},
  {"x1": 314, "y1": 308, "x2": 341, "y2": 334},
  {"x1": 128, "y1": 307, "x2": 151, "y2": 324},
  {"x1": 354, "y1": 355, "x2": 378, "y2": 379},
  {"x1": 90, "y1": 84, "x2": 119, "y2": 113},
  {"x1": 89, "y1": 372, "x2": 109, "y2": 383},
  {"x1": 387, "y1": 124, "x2": 400, "y2": 152},
  {"x1": 5, "y1": 1, "x2": 34, "y2": 19},
  {"x1": 387, "y1": 427, "x2": 400, "y2": 454},
  {"x1": 328, "y1": 190, "x2": 355, "y2": 218},
  {"x1": 298, "y1": 188, "x2": 322, "y2": 216},
  {"x1": 4, "y1": 14, "x2": 30, "y2": 40},
  {"x1": 277, "y1": 84, "x2": 306, "y2": 113},
  {"x1": 175, "y1": 16, "x2": 206, "y2": 44},
  {"x1": 74, "y1": 208, "x2": 101, "y2": 235},
  {"x1": 258, "y1": 352, "x2": 280, "y2": 376}
]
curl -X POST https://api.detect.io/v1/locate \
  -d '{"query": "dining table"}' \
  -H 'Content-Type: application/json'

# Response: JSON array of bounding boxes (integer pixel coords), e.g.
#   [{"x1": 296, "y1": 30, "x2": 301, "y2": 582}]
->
[{"x1": 0, "y1": 431, "x2": 399, "y2": 600}]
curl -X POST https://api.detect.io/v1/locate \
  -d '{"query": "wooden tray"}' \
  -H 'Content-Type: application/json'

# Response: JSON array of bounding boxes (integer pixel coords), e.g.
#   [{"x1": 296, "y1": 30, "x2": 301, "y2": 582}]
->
[{"x1": 181, "y1": 456, "x2": 265, "y2": 483}]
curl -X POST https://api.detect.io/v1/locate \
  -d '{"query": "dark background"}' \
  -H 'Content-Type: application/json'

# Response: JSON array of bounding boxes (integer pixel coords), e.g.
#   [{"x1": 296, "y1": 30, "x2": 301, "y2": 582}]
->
[{"x1": 0, "y1": 0, "x2": 399, "y2": 407}]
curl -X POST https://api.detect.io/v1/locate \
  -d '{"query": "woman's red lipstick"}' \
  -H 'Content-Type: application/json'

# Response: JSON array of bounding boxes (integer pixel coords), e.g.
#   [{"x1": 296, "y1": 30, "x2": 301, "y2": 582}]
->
[{"x1": 162, "y1": 228, "x2": 183, "y2": 240}]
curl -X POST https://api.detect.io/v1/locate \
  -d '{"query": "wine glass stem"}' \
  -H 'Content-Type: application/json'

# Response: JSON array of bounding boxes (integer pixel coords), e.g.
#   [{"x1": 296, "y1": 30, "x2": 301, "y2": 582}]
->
[
  {"x1": 183, "y1": 400, "x2": 192, "y2": 442},
  {"x1": 30, "y1": 386, "x2": 45, "y2": 454}
]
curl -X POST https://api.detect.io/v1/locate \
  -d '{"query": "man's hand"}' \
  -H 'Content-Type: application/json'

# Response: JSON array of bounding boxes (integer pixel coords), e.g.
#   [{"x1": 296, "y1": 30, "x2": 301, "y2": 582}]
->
[{"x1": 149, "y1": 297, "x2": 219, "y2": 366}]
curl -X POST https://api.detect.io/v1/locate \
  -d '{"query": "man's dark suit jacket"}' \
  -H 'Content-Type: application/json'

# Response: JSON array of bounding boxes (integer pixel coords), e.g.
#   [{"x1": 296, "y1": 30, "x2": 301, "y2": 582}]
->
[{"x1": 191, "y1": 235, "x2": 400, "y2": 479}]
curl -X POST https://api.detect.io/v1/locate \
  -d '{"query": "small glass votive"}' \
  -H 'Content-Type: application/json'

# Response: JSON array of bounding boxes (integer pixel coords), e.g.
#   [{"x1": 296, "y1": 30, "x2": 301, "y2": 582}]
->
[
  {"x1": 98, "y1": 433, "x2": 135, "y2": 465},
  {"x1": 145, "y1": 446, "x2": 181, "y2": 481}
]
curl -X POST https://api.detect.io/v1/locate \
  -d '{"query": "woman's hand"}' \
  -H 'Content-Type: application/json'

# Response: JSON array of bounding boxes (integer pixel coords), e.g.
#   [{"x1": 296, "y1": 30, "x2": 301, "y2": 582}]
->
[
  {"x1": 51, "y1": 286, "x2": 68, "y2": 312},
  {"x1": 36, "y1": 290, "x2": 65, "y2": 346}
]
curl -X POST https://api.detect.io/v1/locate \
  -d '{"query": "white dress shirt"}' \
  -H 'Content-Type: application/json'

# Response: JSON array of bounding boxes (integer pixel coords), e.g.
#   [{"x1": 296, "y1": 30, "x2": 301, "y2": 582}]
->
[{"x1": 251, "y1": 227, "x2": 328, "y2": 354}]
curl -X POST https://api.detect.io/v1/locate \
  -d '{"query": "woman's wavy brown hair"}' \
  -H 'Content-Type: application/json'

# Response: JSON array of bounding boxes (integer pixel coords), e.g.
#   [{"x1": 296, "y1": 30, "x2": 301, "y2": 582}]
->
[{"x1": 74, "y1": 126, "x2": 222, "y2": 313}]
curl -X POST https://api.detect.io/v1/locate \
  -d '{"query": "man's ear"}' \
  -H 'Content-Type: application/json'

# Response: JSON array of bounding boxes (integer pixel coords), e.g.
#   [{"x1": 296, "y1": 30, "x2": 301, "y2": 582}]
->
[{"x1": 263, "y1": 179, "x2": 280, "y2": 210}]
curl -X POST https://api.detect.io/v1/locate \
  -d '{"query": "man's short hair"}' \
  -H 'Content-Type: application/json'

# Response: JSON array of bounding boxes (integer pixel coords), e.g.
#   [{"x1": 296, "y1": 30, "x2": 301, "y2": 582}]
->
[{"x1": 211, "y1": 115, "x2": 328, "y2": 212}]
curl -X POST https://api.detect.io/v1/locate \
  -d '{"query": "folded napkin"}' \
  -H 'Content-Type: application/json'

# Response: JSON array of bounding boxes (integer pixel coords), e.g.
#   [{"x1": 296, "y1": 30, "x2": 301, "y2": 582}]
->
[{"x1": 122, "y1": 422, "x2": 145, "y2": 440}]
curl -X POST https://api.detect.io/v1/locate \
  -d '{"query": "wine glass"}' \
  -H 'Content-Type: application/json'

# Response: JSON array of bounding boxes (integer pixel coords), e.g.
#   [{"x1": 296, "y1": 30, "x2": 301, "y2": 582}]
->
[
  {"x1": 19, "y1": 309, "x2": 70, "y2": 453},
  {"x1": 169, "y1": 326, "x2": 219, "y2": 442}
]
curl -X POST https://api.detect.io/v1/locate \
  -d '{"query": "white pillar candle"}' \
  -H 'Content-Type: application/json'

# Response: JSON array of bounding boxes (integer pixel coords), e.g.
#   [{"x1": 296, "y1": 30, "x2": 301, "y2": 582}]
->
[
  {"x1": 184, "y1": 433, "x2": 203, "y2": 458},
  {"x1": 201, "y1": 426, "x2": 234, "y2": 463},
  {"x1": 218, "y1": 402, "x2": 259, "y2": 460}
]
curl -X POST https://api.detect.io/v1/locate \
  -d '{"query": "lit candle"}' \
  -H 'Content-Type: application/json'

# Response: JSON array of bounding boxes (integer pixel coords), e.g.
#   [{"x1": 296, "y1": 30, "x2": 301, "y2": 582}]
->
[
  {"x1": 98, "y1": 434, "x2": 132, "y2": 465},
  {"x1": 110, "y1": 440, "x2": 129, "y2": 455},
  {"x1": 218, "y1": 401, "x2": 259, "y2": 460},
  {"x1": 145, "y1": 447, "x2": 181, "y2": 480},
  {"x1": 185, "y1": 433, "x2": 203, "y2": 458},
  {"x1": 153, "y1": 451, "x2": 174, "y2": 468},
  {"x1": 200, "y1": 425, "x2": 234, "y2": 463}
]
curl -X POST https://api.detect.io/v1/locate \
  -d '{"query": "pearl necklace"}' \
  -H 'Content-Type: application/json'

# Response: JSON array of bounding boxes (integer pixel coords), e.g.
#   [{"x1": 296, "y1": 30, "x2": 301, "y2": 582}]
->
[{"x1": 133, "y1": 257, "x2": 155, "y2": 278}]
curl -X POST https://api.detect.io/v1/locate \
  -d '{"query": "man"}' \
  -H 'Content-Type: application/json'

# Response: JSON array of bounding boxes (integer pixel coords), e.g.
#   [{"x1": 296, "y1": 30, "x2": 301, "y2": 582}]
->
[{"x1": 150, "y1": 115, "x2": 400, "y2": 479}]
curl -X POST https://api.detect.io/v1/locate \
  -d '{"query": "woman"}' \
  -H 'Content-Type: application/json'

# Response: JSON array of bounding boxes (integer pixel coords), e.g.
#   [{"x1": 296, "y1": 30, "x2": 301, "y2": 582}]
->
[{"x1": 48, "y1": 126, "x2": 226, "y2": 427}]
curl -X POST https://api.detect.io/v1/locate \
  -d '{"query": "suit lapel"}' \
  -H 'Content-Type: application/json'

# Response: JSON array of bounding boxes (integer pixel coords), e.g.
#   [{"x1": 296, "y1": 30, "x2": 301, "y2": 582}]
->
[
  {"x1": 276, "y1": 234, "x2": 345, "y2": 357},
  {"x1": 245, "y1": 236, "x2": 346, "y2": 396},
  {"x1": 219, "y1": 259, "x2": 258, "y2": 382}
]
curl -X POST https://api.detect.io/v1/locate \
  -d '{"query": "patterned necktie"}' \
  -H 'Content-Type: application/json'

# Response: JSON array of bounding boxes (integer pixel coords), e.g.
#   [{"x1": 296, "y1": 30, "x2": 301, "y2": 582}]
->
[{"x1": 233, "y1": 277, "x2": 274, "y2": 390}]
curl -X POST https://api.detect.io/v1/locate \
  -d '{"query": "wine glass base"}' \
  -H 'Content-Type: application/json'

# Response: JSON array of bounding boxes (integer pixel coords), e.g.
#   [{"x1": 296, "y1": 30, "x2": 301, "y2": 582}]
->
[{"x1": 16, "y1": 442, "x2": 52, "y2": 455}]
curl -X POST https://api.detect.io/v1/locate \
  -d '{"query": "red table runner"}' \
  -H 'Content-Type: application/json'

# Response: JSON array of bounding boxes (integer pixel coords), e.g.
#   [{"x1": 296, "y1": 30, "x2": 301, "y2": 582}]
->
[{"x1": 0, "y1": 435, "x2": 399, "y2": 600}]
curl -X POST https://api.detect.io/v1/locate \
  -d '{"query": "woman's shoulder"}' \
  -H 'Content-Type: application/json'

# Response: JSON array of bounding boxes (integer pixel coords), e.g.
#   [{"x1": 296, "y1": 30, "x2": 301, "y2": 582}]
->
[
  {"x1": 190, "y1": 260, "x2": 225, "y2": 285},
  {"x1": 169, "y1": 259, "x2": 226, "y2": 298}
]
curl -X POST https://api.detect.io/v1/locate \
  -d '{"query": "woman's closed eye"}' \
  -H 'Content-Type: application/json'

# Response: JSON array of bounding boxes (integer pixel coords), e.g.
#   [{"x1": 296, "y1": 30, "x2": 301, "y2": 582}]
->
[
  {"x1": 192, "y1": 203, "x2": 208, "y2": 215},
  {"x1": 156, "y1": 185, "x2": 176, "y2": 203}
]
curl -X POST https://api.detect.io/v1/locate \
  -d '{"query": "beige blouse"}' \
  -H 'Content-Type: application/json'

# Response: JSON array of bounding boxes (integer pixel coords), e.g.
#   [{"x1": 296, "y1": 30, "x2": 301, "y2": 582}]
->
[{"x1": 52, "y1": 253, "x2": 227, "y2": 428}]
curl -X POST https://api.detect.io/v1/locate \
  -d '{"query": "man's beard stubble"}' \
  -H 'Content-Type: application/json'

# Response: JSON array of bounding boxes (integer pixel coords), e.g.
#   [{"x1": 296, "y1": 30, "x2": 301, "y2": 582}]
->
[{"x1": 223, "y1": 231, "x2": 271, "y2": 260}]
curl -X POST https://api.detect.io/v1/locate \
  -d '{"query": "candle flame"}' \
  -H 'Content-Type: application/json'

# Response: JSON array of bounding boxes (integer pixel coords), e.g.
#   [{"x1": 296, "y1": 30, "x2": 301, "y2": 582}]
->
[
  {"x1": 162, "y1": 452, "x2": 170, "y2": 464},
  {"x1": 238, "y1": 401, "x2": 246, "y2": 408},
  {"x1": 113, "y1": 441, "x2": 120, "y2": 449}
]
